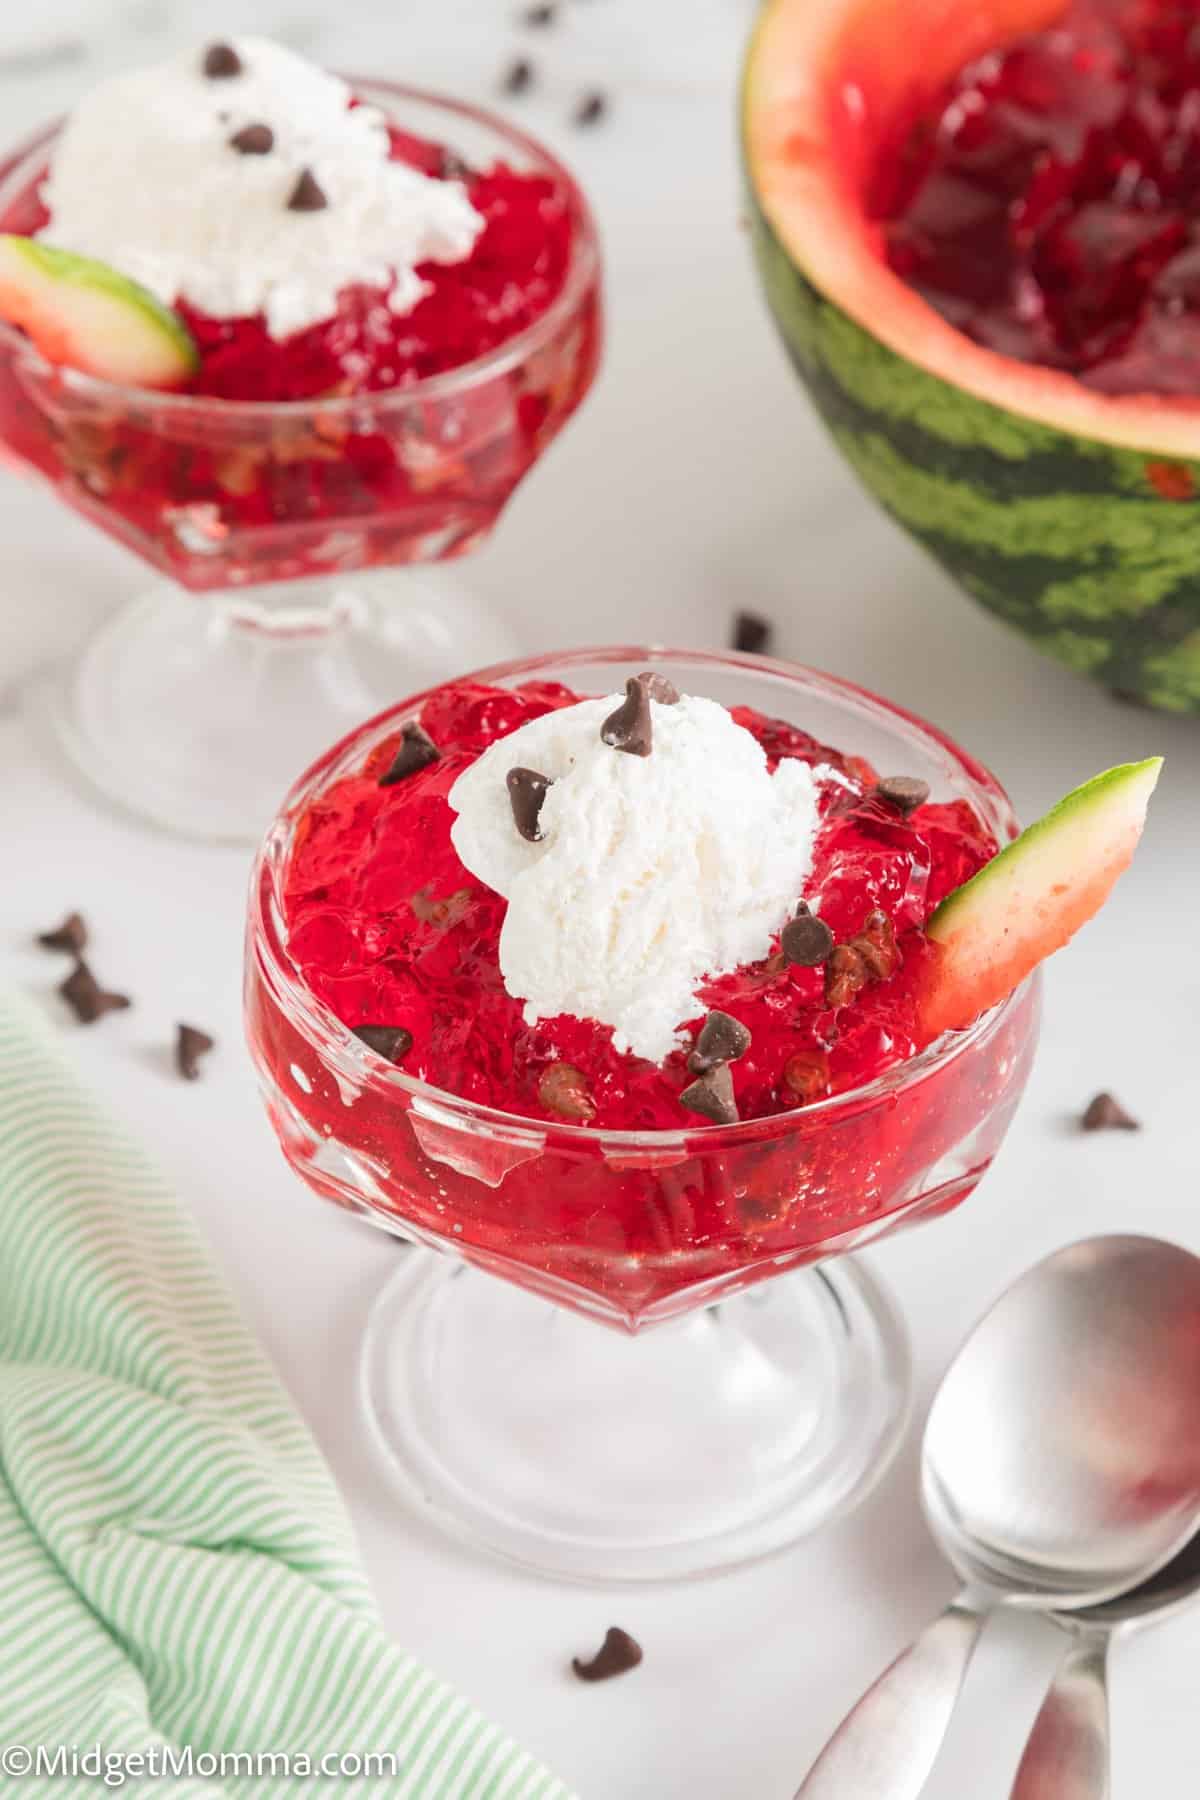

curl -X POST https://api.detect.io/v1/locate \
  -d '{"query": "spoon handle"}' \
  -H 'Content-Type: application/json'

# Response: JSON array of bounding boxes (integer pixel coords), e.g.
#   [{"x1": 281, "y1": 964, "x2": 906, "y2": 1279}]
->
[
  {"x1": 794, "y1": 1597, "x2": 984, "y2": 1799},
  {"x1": 1008, "y1": 1632, "x2": 1110, "y2": 1800}
]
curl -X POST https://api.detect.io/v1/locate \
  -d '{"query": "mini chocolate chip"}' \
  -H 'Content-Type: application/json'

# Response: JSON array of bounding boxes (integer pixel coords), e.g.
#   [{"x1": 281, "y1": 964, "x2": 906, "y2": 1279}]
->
[
  {"x1": 874, "y1": 776, "x2": 931, "y2": 817},
  {"x1": 573, "y1": 89, "x2": 608, "y2": 127},
  {"x1": 59, "y1": 961, "x2": 130, "y2": 1025},
  {"x1": 176, "y1": 1023, "x2": 215, "y2": 1082},
  {"x1": 572, "y1": 1627, "x2": 643, "y2": 1682},
  {"x1": 379, "y1": 723, "x2": 441, "y2": 786},
  {"x1": 37, "y1": 911, "x2": 87, "y2": 954},
  {"x1": 440, "y1": 148, "x2": 472, "y2": 181},
  {"x1": 229, "y1": 122, "x2": 274, "y2": 155},
  {"x1": 287, "y1": 167, "x2": 328, "y2": 212},
  {"x1": 781, "y1": 907, "x2": 834, "y2": 968},
  {"x1": 601, "y1": 676, "x2": 653, "y2": 757},
  {"x1": 688, "y1": 1009, "x2": 751, "y2": 1074},
  {"x1": 679, "y1": 1062, "x2": 738, "y2": 1125},
  {"x1": 524, "y1": 1, "x2": 557, "y2": 22},
  {"x1": 1081, "y1": 1091, "x2": 1140, "y2": 1132},
  {"x1": 353, "y1": 1024, "x2": 414, "y2": 1065},
  {"x1": 538, "y1": 1062, "x2": 597, "y2": 1122},
  {"x1": 732, "y1": 611, "x2": 772, "y2": 655},
  {"x1": 503, "y1": 57, "x2": 534, "y2": 94},
  {"x1": 203, "y1": 42, "x2": 242, "y2": 78},
  {"x1": 507, "y1": 767, "x2": 553, "y2": 842},
  {"x1": 637, "y1": 671, "x2": 680, "y2": 705}
]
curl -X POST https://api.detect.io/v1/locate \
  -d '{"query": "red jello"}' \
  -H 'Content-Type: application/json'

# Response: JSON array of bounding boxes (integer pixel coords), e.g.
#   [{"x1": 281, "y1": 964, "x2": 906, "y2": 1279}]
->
[
  {"x1": 2, "y1": 123, "x2": 574, "y2": 401},
  {"x1": 0, "y1": 93, "x2": 601, "y2": 589},
  {"x1": 279, "y1": 680, "x2": 997, "y2": 1130},
  {"x1": 246, "y1": 660, "x2": 1038, "y2": 1328},
  {"x1": 878, "y1": 0, "x2": 1200, "y2": 392}
]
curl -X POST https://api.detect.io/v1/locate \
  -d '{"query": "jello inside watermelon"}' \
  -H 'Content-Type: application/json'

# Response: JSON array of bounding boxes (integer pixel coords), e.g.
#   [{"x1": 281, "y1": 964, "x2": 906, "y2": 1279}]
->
[{"x1": 877, "y1": 0, "x2": 1200, "y2": 395}]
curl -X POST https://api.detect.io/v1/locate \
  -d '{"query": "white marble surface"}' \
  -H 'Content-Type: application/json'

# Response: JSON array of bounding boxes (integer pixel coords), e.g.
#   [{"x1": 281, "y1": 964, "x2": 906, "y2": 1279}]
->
[{"x1": 2, "y1": 4, "x2": 1200, "y2": 1797}]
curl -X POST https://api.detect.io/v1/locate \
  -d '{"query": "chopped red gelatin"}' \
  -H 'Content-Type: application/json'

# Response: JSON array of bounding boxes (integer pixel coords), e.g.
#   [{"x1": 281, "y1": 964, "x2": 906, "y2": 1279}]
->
[
  {"x1": 0, "y1": 117, "x2": 575, "y2": 402},
  {"x1": 177, "y1": 154, "x2": 575, "y2": 402},
  {"x1": 280, "y1": 680, "x2": 997, "y2": 1129},
  {"x1": 878, "y1": 0, "x2": 1200, "y2": 393}
]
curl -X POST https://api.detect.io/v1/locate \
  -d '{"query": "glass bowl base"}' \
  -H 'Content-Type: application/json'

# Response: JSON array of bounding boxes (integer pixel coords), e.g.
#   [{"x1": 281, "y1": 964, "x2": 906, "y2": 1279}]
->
[
  {"x1": 360, "y1": 1250, "x2": 912, "y2": 1583},
  {"x1": 42, "y1": 576, "x2": 519, "y2": 845}
]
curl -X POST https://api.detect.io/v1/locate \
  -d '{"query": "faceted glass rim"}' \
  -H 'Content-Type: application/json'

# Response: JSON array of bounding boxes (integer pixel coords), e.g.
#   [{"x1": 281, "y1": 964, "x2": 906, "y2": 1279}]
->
[
  {"x1": 0, "y1": 80, "x2": 602, "y2": 420},
  {"x1": 247, "y1": 644, "x2": 1033, "y2": 1148}
]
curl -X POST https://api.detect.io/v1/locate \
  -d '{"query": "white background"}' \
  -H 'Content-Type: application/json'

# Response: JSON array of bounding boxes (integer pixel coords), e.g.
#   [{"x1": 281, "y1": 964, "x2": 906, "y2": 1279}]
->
[{"x1": 1, "y1": 3, "x2": 1199, "y2": 1796}]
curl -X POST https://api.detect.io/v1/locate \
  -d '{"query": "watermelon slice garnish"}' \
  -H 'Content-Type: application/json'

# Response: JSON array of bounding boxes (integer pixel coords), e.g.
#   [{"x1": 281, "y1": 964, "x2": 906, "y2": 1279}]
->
[
  {"x1": 0, "y1": 236, "x2": 197, "y2": 389},
  {"x1": 917, "y1": 757, "x2": 1163, "y2": 1041}
]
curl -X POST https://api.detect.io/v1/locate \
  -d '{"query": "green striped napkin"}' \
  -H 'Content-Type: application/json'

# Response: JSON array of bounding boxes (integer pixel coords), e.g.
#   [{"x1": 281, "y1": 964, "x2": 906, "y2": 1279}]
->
[{"x1": 0, "y1": 990, "x2": 571, "y2": 1799}]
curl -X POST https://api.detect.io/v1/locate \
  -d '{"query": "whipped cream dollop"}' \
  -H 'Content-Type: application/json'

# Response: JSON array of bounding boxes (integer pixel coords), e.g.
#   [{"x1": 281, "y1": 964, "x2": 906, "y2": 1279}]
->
[
  {"x1": 449, "y1": 688, "x2": 820, "y2": 1064},
  {"x1": 37, "y1": 38, "x2": 484, "y2": 339}
]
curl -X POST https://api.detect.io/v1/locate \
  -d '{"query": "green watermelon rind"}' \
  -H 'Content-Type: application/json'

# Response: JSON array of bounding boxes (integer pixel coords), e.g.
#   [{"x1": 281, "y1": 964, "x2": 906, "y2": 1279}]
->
[
  {"x1": 0, "y1": 236, "x2": 198, "y2": 386},
  {"x1": 921, "y1": 757, "x2": 1162, "y2": 1034},
  {"x1": 742, "y1": 50, "x2": 1200, "y2": 714},
  {"x1": 929, "y1": 757, "x2": 1163, "y2": 937}
]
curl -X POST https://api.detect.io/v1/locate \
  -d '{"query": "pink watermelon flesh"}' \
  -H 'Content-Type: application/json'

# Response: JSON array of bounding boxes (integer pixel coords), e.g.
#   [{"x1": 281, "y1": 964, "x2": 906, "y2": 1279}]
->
[{"x1": 917, "y1": 757, "x2": 1162, "y2": 1041}]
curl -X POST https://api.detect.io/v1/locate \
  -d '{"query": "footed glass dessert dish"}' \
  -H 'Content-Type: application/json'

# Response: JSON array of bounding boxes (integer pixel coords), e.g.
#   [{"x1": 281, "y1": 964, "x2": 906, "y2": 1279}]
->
[
  {"x1": 246, "y1": 648, "x2": 1040, "y2": 1581},
  {"x1": 0, "y1": 72, "x2": 601, "y2": 841}
]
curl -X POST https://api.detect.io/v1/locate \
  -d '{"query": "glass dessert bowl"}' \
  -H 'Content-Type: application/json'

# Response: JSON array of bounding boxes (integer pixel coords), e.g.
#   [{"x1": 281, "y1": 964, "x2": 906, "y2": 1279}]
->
[
  {"x1": 0, "y1": 49, "x2": 602, "y2": 842},
  {"x1": 246, "y1": 647, "x2": 1041, "y2": 1581}
]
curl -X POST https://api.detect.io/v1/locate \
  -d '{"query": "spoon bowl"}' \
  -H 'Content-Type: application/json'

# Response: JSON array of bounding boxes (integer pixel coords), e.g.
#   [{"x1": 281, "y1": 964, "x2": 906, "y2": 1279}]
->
[{"x1": 922, "y1": 1234, "x2": 1200, "y2": 1609}]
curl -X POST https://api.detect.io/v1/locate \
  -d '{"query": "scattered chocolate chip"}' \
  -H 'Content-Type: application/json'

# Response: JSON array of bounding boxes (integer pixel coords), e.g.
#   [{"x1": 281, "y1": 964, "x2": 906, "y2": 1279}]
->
[
  {"x1": 503, "y1": 57, "x2": 534, "y2": 94},
  {"x1": 440, "y1": 148, "x2": 472, "y2": 181},
  {"x1": 287, "y1": 167, "x2": 328, "y2": 212},
  {"x1": 732, "y1": 611, "x2": 772, "y2": 655},
  {"x1": 601, "y1": 676, "x2": 654, "y2": 757},
  {"x1": 507, "y1": 767, "x2": 553, "y2": 842},
  {"x1": 203, "y1": 41, "x2": 242, "y2": 78},
  {"x1": 783, "y1": 1050, "x2": 830, "y2": 1102},
  {"x1": 538, "y1": 1062, "x2": 597, "y2": 1122},
  {"x1": 36, "y1": 911, "x2": 87, "y2": 954},
  {"x1": 679, "y1": 1062, "x2": 738, "y2": 1125},
  {"x1": 688, "y1": 1009, "x2": 751, "y2": 1074},
  {"x1": 781, "y1": 905, "x2": 834, "y2": 968},
  {"x1": 1081, "y1": 1091, "x2": 1140, "y2": 1132},
  {"x1": 176, "y1": 1023, "x2": 215, "y2": 1081},
  {"x1": 572, "y1": 1627, "x2": 643, "y2": 1682},
  {"x1": 353, "y1": 1024, "x2": 414, "y2": 1065},
  {"x1": 59, "y1": 961, "x2": 130, "y2": 1025},
  {"x1": 523, "y1": 1, "x2": 557, "y2": 22},
  {"x1": 573, "y1": 89, "x2": 608, "y2": 127},
  {"x1": 229, "y1": 121, "x2": 274, "y2": 155},
  {"x1": 874, "y1": 776, "x2": 931, "y2": 817},
  {"x1": 637, "y1": 671, "x2": 680, "y2": 705},
  {"x1": 379, "y1": 723, "x2": 441, "y2": 786}
]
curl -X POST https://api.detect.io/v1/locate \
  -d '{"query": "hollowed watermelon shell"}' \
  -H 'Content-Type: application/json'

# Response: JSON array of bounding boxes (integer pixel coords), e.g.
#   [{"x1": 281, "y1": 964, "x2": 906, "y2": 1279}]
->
[{"x1": 743, "y1": 0, "x2": 1200, "y2": 714}]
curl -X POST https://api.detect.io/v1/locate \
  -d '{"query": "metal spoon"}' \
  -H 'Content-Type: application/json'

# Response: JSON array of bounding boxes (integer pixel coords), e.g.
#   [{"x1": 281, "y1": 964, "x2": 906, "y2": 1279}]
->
[
  {"x1": 796, "y1": 1236, "x2": 1200, "y2": 1800},
  {"x1": 1008, "y1": 1529, "x2": 1200, "y2": 1800}
]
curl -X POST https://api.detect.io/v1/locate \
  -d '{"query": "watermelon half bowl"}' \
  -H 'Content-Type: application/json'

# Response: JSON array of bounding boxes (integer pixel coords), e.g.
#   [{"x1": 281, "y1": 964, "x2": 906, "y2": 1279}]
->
[{"x1": 744, "y1": 0, "x2": 1200, "y2": 715}]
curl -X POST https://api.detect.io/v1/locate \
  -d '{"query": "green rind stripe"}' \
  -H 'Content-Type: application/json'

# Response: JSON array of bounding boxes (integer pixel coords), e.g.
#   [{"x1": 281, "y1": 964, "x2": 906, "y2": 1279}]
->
[
  {"x1": 927, "y1": 758, "x2": 1162, "y2": 936},
  {"x1": 0, "y1": 235, "x2": 199, "y2": 374},
  {"x1": 749, "y1": 203, "x2": 1200, "y2": 713}
]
